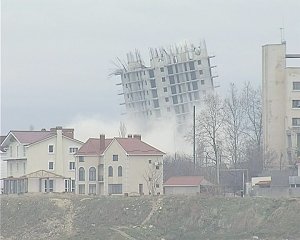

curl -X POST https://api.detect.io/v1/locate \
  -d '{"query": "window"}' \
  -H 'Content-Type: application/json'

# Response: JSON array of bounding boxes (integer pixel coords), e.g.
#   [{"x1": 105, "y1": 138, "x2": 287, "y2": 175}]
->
[
  {"x1": 201, "y1": 80, "x2": 205, "y2": 85},
  {"x1": 162, "y1": 77, "x2": 166, "y2": 82},
  {"x1": 191, "y1": 71, "x2": 197, "y2": 80},
  {"x1": 113, "y1": 155, "x2": 118, "y2": 161},
  {"x1": 169, "y1": 76, "x2": 175, "y2": 84},
  {"x1": 152, "y1": 90, "x2": 158, "y2": 98},
  {"x1": 48, "y1": 145, "x2": 54, "y2": 153},
  {"x1": 175, "y1": 65, "x2": 178, "y2": 73},
  {"x1": 108, "y1": 184, "x2": 122, "y2": 194},
  {"x1": 79, "y1": 167, "x2": 85, "y2": 181},
  {"x1": 184, "y1": 63, "x2": 187, "y2": 71},
  {"x1": 156, "y1": 165, "x2": 160, "y2": 170},
  {"x1": 293, "y1": 82, "x2": 300, "y2": 90},
  {"x1": 165, "y1": 97, "x2": 169, "y2": 102},
  {"x1": 69, "y1": 162, "x2": 75, "y2": 170},
  {"x1": 199, "y1": 70, "x2": 203, "y2": 75},
  {"x1": 78, "y1": 156, "x2": 84, "y2": 162},
  {"x1": 156, "y1": 184, "x2": 160, "y2": 188},
  {"x1": 79, "y1": 184, "x2": 85, "y2": 194},
  {"x1": 71, "y1": 180, "x2": 75, "y2": 192},
  {"x1": 89, "y1": 184, "x2": 96, "y2": 195},
  {"x1": 292, "y1": 100, "x2": 300, "y2": 108},
  {"x1": 172, "y1": 96, "x2": 178, "y2": 104},
  {"x1": 65, "y1": 179, "x2": 70, "y2": 192},
  {"x1": 198, "y1": 60, "x2": 201, "y2": 65},
  {"x1": 189, "y1": 61, "x2": 195, "y2": 70},
  {"x1": 167, "y1": 66, "x2": 173, "y2": 74},
  {"x1": 89, "y1": 167, "x2": 96, "y2": 181},
  {"x1": 185, "y1": 73, "x2": 190, "y2": 81},
  {"x1": 149, "y1": 69, "x2": 154, "y2": 78},
  {"x1": 69, "y1": 147, "x2": 78, "y2": 154},
  {"x1": 192, "y1": 81, "x2": 198, "y2": 90},
  {"x1": 49, "y1": 180, "x2": 54, "y2": 192},
  {"x1": 118, "y1": 166, "x2": 122, "y2": 177},
  {"x1": 48, "y1": 162, "x2": 54, "y2": 170},
  {"x1": 108, "y1": 166, "x2": 113, "y2": 177},
  {"x1": 23, "y1": 146, "x2": 26, "y2": 157},
  {"x1": 160, "y1": 67, "x2": 164, "y2": 72},
  {"x1": 150, "y1": 79, "x2": 156, "y2": 88},
  {"x1": 153, "y1": 99, "x2": 160, "y2": 108},
  {"x1": 292, "y1": 118, "x2": 300, "y2": 126},
  {"x1": 164, "y1": 87, "x2": 168, "y2": 92},
  {"x1": 171, "y1": 86, "x2": 177, "y2": 94},
  {"x1": 148, "y1": 160, "x2": 152, "y2": 164},
  {"x1": 45, "y1": 180, "x2": 54, "y2": 192},
  {"x1": 194, "y1": 92, "x2": 200, "y2": 100}
]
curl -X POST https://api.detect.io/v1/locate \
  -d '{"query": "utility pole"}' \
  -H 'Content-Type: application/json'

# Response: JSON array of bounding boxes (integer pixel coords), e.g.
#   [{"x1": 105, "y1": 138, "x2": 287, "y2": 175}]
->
[{"x1": 193, "y1": 105, "x2": 196, "y2": 170}]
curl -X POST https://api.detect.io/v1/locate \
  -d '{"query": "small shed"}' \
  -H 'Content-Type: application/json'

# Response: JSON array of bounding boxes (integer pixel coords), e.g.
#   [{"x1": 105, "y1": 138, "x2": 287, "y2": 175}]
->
[{"x1": 163, "y1": 176, "x2": 214, "y2": 195}]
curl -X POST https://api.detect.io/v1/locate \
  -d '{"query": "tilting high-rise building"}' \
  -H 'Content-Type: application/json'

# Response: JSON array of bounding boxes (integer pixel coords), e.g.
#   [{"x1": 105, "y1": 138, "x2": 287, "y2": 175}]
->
[{"x1": 114, "y1": 42, "x2": 217, "y2": 128}]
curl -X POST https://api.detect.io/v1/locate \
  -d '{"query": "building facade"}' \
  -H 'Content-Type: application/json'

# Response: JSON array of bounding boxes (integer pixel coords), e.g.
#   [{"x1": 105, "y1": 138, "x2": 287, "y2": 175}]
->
[
  {"x1": 1, "y1": 127, "x2": 83, "y2": 194},
  {"x1": 262, "y1": 42, "x2": 300, "y2": 169},
  {"x1": 114, "y1": 42, "x2": 216, "y2": 128},
  {"x1": 75, "y1": 134, "x2": 164, "y2": 196}
]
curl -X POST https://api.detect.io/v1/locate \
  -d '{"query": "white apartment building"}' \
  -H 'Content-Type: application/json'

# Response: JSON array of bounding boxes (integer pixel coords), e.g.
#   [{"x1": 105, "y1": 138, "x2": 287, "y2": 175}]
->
[
  {"x1": 75, "y1": 134, "x2": 164, "y2": 196},
  {"x1": 262, "y1": 42, "x2": 300, "y2": 169},
  {"x1": 114, "y1": 42, "x2": 216, "y2": 128},
  {"x1": 1, "y1": 127, "x2": 83, "y2": 194}
]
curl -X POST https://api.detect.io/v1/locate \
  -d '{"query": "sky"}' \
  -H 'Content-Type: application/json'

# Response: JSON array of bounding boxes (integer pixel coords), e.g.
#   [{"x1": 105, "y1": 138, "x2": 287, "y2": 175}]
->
[{"x1": 1, "y1": 0, "x2": 300, "y2": 149}]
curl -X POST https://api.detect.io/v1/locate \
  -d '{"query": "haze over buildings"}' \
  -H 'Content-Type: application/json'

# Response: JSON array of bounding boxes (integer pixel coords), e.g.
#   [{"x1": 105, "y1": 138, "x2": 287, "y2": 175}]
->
[
  {"x1": 114, "y1": 42, "x2": 216, "y2": 129},
  {"x1": 2, "y1": 0, "x2": 300, "y2": 136}
]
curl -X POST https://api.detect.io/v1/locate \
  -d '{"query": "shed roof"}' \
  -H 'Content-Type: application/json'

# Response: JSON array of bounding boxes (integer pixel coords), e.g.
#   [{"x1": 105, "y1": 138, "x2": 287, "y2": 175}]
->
[{"x1": 164, "y1": 176, "x2": 213, "y2": 186}]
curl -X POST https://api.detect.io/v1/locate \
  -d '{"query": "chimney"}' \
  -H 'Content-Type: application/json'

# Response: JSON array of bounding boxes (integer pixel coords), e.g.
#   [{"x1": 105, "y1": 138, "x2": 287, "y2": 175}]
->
[
  {"x1": 133, "y1": 134, "x2": 141, "y2": 140},
  {"x1": 127, "y1": 134, "x2": 132, "y2": 138},
  {"x1": 100, "y1": 134, "x2": 105, "y2": 151}
]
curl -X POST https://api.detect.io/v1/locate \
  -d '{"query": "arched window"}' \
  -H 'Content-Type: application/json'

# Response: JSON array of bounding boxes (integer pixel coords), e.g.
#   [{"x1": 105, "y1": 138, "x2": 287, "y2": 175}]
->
[
  {"x1": 89, "y1": 167, "x2": 96, "y2": 181},
  {"x1": 108, "y1": 166, "x2": 113, "y2": 177},
  {"x1": 79, "y1": 167, "x2": 85, "y2": 181},
  {"x1": 118, "y1": 166, "x2": 122, "y2": 177}
]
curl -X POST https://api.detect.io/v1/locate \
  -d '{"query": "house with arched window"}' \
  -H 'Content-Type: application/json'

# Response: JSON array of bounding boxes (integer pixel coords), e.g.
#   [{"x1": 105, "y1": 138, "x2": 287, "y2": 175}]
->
[{"x1": 75, "y1": 134, "x2": 164, "y2": 195}]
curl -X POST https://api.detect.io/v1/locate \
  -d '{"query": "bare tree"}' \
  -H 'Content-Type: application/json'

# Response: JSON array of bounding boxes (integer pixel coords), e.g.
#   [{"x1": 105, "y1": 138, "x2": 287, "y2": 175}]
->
[
  {"x1": 144, "y1": 162, "x2": 162, "y2": 195},
  {"x1": 196, "y1": 93, "x2": 225, "y2": 184},
  {"x1": 224, "y1": 83, "x2": 246, "y2": 167},
  {"x1": 242, "y1": 82, "x2": 263, "y2": 149},
  {"x1": 242, "y1": 82, "x2": 263, "y2": 172}
]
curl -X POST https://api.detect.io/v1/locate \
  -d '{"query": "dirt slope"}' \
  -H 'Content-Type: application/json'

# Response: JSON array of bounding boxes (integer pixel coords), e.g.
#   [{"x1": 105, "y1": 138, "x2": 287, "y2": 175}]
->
[{"x1": 1, "y1": 194, "x2": 300, "y2": 240}]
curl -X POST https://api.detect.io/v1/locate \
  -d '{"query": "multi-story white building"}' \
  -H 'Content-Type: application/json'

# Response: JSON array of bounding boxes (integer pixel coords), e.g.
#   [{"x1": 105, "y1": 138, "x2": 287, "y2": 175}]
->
[
  {"x1": 1, "y1": 127, "x2": 83, "y2": 194},
  {"x1": 262, "y1": 42, "x2": 300, "y2": 169},
  {"x1": 75, "y1": 134, "x2": 164, "y2": 196},
  {"x1": 114, "y1": 42, "x2": 216, "y2": 128}
]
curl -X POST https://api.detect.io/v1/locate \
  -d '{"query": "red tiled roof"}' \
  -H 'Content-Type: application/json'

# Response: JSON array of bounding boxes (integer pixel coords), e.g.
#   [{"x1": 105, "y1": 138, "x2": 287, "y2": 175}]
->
[
  {"x1": 11, "y1": 131, "x2": 55, "y2": 144},
  {"x1": 115, "y1": 138, "x2": 164, "y2": 155},
  {"x1": 1, "y1": 128, "x2": 78, "y2": 146},
  {"x1": 77, "y1": 138, "x2": 113, "y2": 155},
  {"x1": 76, "y1": 137, "x2": 164, "y2": 156},
  {"x1": 164, "y1": 176, "x2": 213, "y2": 186}
]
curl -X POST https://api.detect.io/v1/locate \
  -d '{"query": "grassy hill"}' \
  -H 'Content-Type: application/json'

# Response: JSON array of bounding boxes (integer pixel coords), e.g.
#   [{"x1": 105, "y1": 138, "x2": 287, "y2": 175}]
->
[{"x1": 1, "y1": 194, "x2": 300, "y2": 240}]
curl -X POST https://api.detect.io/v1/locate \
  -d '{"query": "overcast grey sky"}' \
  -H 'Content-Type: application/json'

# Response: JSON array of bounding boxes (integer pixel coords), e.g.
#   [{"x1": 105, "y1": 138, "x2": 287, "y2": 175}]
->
[{"x1": 1, "y1": 0, "x2": 300, "y2": 136}]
